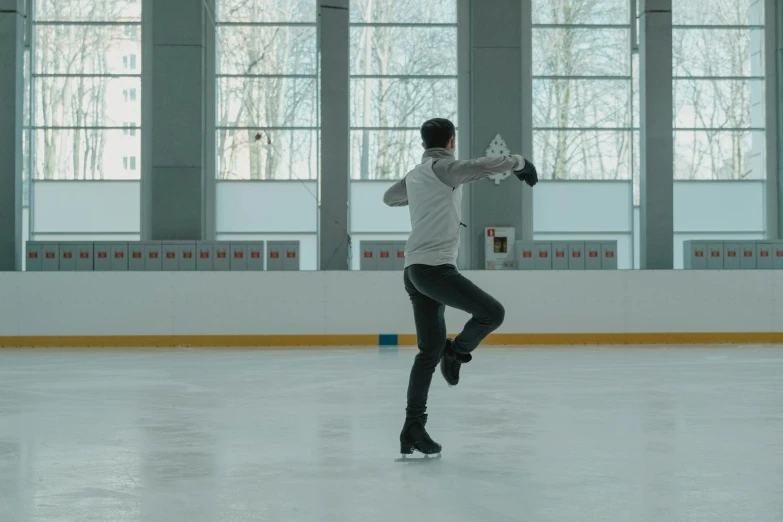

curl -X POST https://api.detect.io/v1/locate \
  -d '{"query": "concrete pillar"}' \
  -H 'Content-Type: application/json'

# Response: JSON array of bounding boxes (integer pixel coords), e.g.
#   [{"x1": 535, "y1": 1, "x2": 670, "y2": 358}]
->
[
  {"x1": 770, "y1": 0, "x2": 783, "y2": 238},
  {"x1": 466, "y1": 0, "x2": 533, "y2": 270},
  {"x1": 519, "y1": 0, "x2": 534, "y2": 243},
  {"x1": 752, "y1": 0, "x2": 777, "y2": 239},
  {"x1": 203, "y1": 0, "x2": 216, "y2": 240},
  {"x1": 143, "y1": 0, "x2": 205, "y2": 240},
  {"x1": 639, "y1": 0, "x2": 673, "y2": 269},
  {"x1": 0, "y1": 0, "x2": 25, "y2": 270},
  {"x1": 319, "y1": 0, "x2": 350, "y2": 270},
  {"x1": 456, "y1": 0, "x2": 472, "y2": 269}
]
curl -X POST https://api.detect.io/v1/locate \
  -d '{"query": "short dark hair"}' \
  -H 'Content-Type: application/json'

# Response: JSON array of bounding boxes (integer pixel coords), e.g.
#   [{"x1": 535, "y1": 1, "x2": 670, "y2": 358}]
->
[{"x1": 420, "y1": 118, "x2": 455, "y2": 149}]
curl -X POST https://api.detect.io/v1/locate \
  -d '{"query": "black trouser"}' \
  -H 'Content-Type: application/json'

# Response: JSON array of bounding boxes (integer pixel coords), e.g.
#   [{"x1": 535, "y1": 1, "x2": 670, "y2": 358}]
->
[{"x1": 403, "y1": 264, "x2": 505, "y2": 419}]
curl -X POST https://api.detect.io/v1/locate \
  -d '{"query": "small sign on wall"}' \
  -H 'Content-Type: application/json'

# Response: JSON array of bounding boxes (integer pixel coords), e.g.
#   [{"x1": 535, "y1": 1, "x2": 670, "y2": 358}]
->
[{"x1": 485, "y1": 227, "x2": 515, "y2": 270}]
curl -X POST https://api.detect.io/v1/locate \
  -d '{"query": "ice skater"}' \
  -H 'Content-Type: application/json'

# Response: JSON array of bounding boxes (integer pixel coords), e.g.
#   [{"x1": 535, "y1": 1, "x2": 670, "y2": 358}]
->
[{"x1": 383, "y1": 118, "x2": 538, "y2": 459}]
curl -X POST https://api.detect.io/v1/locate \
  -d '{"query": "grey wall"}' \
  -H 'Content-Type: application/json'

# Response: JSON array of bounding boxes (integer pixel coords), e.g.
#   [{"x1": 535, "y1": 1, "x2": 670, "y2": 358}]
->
[
  {"x1": 143, "y1": 0, "x2": 205, "y2": 240},
  {"x1": 319, "y1": 0, "x2": 351, "y2": 270},
  {"x1": 0, "y1": 0, "x2": 24, "y2": 270},
  {"x1": 774, "y1": 0, "x2": 783, "y2": 238},
  {"x1": 639, "y1": 0, "x2": 673, "y2": 269}
]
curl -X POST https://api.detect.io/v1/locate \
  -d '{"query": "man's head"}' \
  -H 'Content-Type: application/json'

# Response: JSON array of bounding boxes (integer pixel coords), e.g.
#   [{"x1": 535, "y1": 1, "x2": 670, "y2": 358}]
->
[{"x1": 421, "y1": 118, "x2": 456, "y2": 152}]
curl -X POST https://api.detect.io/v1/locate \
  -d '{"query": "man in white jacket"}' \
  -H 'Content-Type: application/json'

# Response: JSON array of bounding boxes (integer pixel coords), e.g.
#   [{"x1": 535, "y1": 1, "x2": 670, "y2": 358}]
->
[{"x1": 384, "y1": 118, "x2": 538, "y2": 458}]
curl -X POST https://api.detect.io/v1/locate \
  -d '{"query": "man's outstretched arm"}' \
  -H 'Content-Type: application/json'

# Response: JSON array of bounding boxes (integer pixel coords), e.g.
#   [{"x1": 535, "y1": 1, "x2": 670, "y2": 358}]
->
[
  {"x1": 433, "y1": 154, "x2": 526, "y2": 187},
  {"x1": 383, "y1": 176, "x2": 408, "y2": 207}
]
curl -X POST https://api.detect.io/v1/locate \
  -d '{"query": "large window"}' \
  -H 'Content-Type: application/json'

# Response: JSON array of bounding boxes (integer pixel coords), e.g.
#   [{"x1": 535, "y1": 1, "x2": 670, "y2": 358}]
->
[
  {"x1": 33, "y1": 0, "x2": 142, "y2": 180},
  {"x1": 348, "y1": 0, "x2": 457, "y2": 269},
  {"x1": 672, "y1": 0, "x2": 765, "y2": 180},
  {"x1": 350, "y1": 0, "x2": 457, "y2": 180},
  {"x1": 671, "y1": 0, "x2": 766, "y2": 268},
  {"x1": 214, "y1": 0, "x2": 319, "y2": 269},
  {"x1": 532, "y1": 0, "x2": 633, "y2": 181},
  {"x1": 531, "y1": 0, "x2": 635, "y2": 269},
  {"x1": 28, "y1": 0, "x2": 142, "y2": 248},
  {"x1": 216, "y1": 0, "x2": 317, "y2": 180}
]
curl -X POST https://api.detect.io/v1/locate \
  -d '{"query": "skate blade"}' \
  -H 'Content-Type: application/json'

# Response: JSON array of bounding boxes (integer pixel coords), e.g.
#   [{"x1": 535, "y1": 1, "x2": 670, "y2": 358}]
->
[{"x1": 394, "y1": 453, "x2": 442, "y2": 463}]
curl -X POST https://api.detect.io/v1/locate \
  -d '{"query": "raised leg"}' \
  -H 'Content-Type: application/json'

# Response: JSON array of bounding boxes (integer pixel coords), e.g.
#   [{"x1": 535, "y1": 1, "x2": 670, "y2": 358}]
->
[{"x1": 406, "y1": 265, "x2": 505, "y2": 354}]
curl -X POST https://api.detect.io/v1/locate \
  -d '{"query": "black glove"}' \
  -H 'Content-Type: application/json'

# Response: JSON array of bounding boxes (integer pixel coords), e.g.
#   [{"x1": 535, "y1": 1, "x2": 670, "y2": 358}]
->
[{"x1": 514, "y1": 159, "x2": 538, "y2": 187}]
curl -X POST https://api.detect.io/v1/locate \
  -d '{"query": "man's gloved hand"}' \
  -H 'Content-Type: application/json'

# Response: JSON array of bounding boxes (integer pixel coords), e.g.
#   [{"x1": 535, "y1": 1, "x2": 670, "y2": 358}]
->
[{"x1": 514, "y1": 159, "x2": 538, "y2": 187}]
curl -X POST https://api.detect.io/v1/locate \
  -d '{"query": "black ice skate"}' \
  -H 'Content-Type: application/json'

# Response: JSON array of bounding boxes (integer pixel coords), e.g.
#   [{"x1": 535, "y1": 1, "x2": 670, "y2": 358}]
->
[
  {"x1": 396, "y1": 414, "x2": 442, "y2": 462},
  {"x1": 440, "y1": 338, "x2": 472, "y2": 387}
]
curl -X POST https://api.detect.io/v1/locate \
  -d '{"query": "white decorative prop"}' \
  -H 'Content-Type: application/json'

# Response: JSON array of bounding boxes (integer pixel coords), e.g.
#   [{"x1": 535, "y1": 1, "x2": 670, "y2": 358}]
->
[{"x1": 485, "y1": 133, "x2": 512, "y2": 185}]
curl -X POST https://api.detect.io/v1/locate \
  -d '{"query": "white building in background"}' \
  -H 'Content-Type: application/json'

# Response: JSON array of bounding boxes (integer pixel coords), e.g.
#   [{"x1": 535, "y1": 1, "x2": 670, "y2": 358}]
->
[{"x1": 32, "y1": 11, "x2": 142, "y2": 180}]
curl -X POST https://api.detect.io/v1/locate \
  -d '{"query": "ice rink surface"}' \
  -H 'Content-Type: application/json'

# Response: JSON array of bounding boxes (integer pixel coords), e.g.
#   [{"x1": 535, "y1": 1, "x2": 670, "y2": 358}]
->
[{"x1": 1, "y1": 345, "x2": 782, "y2": 522}]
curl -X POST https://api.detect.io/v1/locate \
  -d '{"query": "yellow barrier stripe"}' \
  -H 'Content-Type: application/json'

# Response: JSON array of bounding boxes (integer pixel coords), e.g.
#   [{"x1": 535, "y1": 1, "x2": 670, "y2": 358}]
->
[
  {"x1": 1, "y1": 332, "x2": 782, "y2": 348},
  {"x1": 479, "y1": 332, "x2": 783, "y2": 345},
  {"x1": 0, "y1": 335, "x2": 378, "y2": 348}
]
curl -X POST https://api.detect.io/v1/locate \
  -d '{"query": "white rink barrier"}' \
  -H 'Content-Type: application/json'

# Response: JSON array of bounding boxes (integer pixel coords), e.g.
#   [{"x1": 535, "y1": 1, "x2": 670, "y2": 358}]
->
[{"x1": 1, "y1": 271, "x2": 783, "y2": 346}]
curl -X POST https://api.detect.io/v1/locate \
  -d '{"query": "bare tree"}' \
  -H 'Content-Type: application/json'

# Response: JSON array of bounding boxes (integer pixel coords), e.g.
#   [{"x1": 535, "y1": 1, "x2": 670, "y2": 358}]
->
[
  {"x1": 351, "y1": 0, "x2": 457, "y2": 180},
  {"x1": 533, "y1": 0, "x2": 630, "y2": 180},
  {"x1": 35, "y1": 0, "x2": 140, "y2": 180},
  {"x1": 216, "y1": 0, "x2": 457, "y2": 181},
  {"x1": 217, "y1": 0, "x2": 317, "y2": 180},
  {"x1": 673, "y1": 0, "x2": 760, "y2": 180},
  {"x1": 533, "y1": 0, "x2": 760, "y2": 182}
]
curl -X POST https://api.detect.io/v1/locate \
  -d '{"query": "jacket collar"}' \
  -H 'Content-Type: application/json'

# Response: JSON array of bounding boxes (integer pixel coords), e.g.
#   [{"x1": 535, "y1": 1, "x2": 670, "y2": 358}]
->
[{"x1": 422, "y1": 148, "x2": 455, "y2": 162}]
